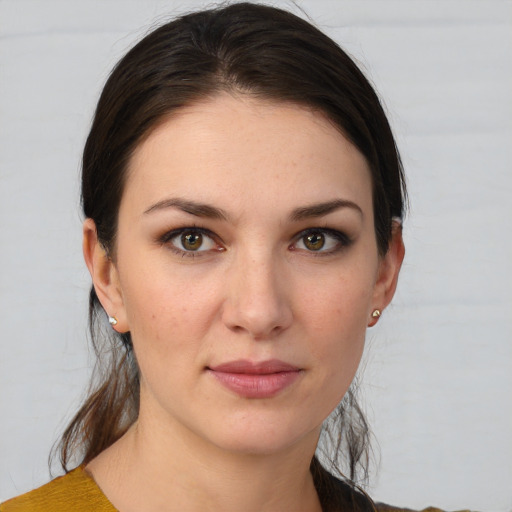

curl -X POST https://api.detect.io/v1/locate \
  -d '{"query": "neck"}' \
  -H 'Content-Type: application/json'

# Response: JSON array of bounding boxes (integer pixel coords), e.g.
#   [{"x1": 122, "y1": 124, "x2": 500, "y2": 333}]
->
[{"x1": 87, "y1": 413, "x2": 322, "y2": 512}]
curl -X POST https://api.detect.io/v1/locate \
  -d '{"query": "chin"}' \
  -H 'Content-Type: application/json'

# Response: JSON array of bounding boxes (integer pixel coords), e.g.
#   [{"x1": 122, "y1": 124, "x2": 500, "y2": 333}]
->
[{"x1": 203, "y1": 416, "x2": 320, "y2": 458}]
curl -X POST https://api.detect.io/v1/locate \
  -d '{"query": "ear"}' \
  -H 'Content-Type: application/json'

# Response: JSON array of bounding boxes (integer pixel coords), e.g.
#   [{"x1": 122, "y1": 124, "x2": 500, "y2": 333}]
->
[
  {"x1": 368, "y1": 221, "x2": 405, "y2": 327},
  {"x1": 83, "y1": 218, "x2": 128, "y2": 332}
]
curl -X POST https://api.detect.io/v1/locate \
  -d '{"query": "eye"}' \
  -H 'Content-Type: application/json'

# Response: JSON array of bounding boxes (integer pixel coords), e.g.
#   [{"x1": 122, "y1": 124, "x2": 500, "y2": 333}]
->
[
  {"x1": 302, "y1": 232, "x2": 327, "y2": 251},
  {"x1": 162, "y1": 228, "x2": 220, "y2": 255},
  {"x1": 293, "y1": 228, "x2": 350, "y2": 254},
  {"x1": 179, "y1": 232, "x2": 207, "y2": 251}
]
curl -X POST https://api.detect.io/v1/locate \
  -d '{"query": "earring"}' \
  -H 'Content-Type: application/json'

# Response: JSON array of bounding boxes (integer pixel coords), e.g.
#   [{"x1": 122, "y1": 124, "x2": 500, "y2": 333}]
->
[
  {"x1": 371, "y1": 309, "x2": 381, "y2": 319},
  {"x1": 108, "y1": 315, "x2": 118, "y2": 326}
]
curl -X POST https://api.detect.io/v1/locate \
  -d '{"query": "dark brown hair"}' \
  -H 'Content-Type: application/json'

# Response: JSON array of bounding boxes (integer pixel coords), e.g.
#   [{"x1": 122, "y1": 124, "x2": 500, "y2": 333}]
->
[{"x1": 58, "y1": 1, "x2": 406, "y2": 505}]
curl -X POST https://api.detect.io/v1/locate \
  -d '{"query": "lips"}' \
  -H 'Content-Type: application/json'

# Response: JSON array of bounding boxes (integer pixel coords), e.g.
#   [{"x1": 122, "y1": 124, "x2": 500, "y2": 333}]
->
[{"x1": 207, "y1": 359, "x2": 302, "y2": 398}]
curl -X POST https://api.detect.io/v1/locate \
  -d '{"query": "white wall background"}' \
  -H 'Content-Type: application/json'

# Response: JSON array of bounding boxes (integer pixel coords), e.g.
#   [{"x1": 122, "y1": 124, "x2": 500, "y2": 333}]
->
[{"x1": 1, "y1": 1, "x2": 511, "y2": 510}]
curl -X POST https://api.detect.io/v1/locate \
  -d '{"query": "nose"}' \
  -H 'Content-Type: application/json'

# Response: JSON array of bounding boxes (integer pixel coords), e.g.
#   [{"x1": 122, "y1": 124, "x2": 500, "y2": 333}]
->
[{"x1": 221, "y1": 251, "x2": 293, "y2": 340}]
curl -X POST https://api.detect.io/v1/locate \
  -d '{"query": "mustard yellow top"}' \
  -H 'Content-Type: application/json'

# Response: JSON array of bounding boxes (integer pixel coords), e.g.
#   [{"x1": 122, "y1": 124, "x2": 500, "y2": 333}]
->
[
  {"x1": 0, "y1": 466, "x2": 116, "y2": 512},
  {"x1": 0, "y1": 467, "x2": 466, "y2": 512}
]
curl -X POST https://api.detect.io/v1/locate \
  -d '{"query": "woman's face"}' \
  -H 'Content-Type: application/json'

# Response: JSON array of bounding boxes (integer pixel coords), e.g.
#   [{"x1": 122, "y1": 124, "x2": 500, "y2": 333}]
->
[{"x1": 91, "y1": 94, "x2": 400, "y2": 455}]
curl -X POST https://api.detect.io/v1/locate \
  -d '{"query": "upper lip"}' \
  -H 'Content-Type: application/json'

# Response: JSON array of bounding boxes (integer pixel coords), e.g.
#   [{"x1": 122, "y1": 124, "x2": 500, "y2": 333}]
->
[{"x1": 208, "y1": 359, "x2": 300, "y2": 374}]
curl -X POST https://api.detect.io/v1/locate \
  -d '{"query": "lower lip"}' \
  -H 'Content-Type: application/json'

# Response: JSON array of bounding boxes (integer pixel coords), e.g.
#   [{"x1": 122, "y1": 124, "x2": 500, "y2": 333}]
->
[{"x1": 208, "y1": 370, "x2": 302, "y2": 398}]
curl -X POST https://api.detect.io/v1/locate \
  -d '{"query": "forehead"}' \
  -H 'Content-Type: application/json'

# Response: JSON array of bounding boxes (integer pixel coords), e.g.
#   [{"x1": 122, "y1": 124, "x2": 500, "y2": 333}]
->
[{"x1": 122, "y1": 94, "x2": 372, "y2": 218}]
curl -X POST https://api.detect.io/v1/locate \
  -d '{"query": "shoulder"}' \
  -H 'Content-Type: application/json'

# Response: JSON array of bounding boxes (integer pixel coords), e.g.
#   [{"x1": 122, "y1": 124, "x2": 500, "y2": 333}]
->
[
  {"x1": 376, "y1": 505, "x2": 472, "y2": 512},
  {"x1": 316, "y1": 467, "x2": 470, "y2": 512},
  {"x1": 0, "y1": 466, "x2": 116, "y2": 512},
  {"x1": 313, "y1": 466, "x2": 376, "y2": 512}
]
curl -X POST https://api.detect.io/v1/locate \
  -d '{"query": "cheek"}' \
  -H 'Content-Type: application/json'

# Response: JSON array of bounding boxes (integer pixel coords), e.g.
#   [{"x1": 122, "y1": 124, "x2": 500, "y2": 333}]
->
[
  {"x1": 117, "y1": 256, "x2": 222, "y2": 359},
  {"x1": 300, "y1": 270, "x2": 375, "y2": 382},
  {"x1": 120, "y1": 275, "x2": 213, "y2": 402},
  {"x1": 288, "y1": 281, "x2": 370, "y2": 431},
  {"x1": 303, "y1": 270, "x2": 374, "y2": 336}
]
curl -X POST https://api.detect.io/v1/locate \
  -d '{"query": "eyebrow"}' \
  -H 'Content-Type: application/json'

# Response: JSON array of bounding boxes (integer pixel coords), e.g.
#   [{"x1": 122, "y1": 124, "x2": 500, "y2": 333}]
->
[
  {"x1": 144, "y1": 197, "x2": 362, "y2": 222},
  {"x1": 144, "y1": 197, "x2": 229, "y2": 220},
  {"x1": 289, "y1": 199, "x2": 363, "y2": 221}
]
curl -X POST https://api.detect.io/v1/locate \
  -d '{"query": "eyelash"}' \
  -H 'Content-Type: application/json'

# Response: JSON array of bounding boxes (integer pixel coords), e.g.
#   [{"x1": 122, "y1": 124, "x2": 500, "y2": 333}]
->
[
  {"x1": 158, "y1": 226, "x2": 352, "y2": 258},
  {"x1": 158, "y1": 226, "x2": 222, "y2": 258},
  {"x1": 291, "y1": 227, "x2": 352, "y2": 256}
]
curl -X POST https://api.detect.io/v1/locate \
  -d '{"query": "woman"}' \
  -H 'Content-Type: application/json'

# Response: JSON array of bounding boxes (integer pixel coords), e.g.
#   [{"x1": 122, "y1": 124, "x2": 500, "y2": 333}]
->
[{"x1": 1, "y1": 3, "x2": 407, "y2": 511}]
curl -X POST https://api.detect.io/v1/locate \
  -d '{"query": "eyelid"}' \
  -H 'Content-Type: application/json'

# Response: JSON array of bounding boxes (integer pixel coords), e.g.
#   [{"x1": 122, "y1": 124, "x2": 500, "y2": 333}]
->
[
  {"x1": 158, "y1": 226, "x2": 224, "y2": 256},
  {"x1": 291, "y1": 227, "x2": 352, "y2": 254},
  {"x1": 157, "y1": 226, "x2": 351, "y2": 257}
]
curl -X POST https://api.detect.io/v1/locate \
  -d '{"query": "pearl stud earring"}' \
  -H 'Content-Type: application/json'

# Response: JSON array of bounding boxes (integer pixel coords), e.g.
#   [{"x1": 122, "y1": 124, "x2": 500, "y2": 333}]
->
[{"x1": 108, "y1": 315, "x2": 118, "y2": 326}]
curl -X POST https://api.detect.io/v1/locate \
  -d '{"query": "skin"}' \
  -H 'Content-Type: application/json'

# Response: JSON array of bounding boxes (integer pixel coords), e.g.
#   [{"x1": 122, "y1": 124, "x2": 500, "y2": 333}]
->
[{"x1": 83, "y1": 93, "x2": 404, "y2": 512}]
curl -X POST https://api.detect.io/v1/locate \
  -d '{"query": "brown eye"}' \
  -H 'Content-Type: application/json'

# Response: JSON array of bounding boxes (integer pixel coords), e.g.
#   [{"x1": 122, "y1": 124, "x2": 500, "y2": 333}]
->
[
  {"x1": 303, "y1": 232, "x2": 325, "y2": 251},
  {"x1": 293, "y1": 228, "x2": 349, "y2": 254},
  {"x1": 167, "y1": 229, "x2": 218, "y2": 255},
  {"x1": 181, "y1": 232, "x2": 203, "y2": 251}
]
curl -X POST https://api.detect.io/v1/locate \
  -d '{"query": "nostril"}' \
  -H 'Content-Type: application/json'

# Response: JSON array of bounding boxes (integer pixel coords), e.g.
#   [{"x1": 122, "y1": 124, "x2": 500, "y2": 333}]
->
[{"x1": 222, "y1": 301, "x2": 293, "y2": 340}]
